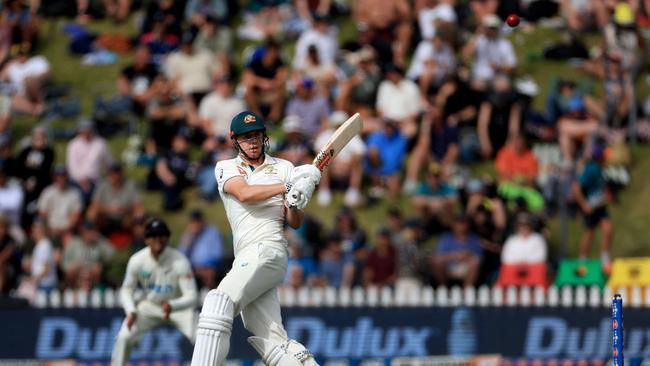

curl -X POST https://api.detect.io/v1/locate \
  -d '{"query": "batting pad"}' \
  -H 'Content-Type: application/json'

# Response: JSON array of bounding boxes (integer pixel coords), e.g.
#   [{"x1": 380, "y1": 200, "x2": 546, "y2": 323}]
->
[{"x1": 191, "y1": 290, "x2": 234, "y2": 366}]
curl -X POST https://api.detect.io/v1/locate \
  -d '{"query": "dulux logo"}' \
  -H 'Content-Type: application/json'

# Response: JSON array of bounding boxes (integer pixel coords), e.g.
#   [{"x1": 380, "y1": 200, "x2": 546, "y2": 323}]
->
[
  {"x1": 35, "y1": 317, "x2": 184, "y2": 360},
  {"x1": 286, "y1": 317, "x2": 435, "y2": 358},
  {"x1": 524, "y1": 317, "x2": 650, "y2": 359}
]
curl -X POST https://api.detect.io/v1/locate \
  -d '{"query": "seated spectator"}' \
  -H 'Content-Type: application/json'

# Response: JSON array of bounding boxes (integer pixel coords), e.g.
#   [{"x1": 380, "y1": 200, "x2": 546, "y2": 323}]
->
[
  {"x1": 366, "y1": 118, "x2": 408, "y2": 200},
  {"x1": 65, "y1": 118, "x2": 113, "y2": 204},
  {"x1": 61, "y1": 220, "x2": 114, "y2": 291},
  {"x1": 237, "y1": 0, "x2": 292, "y2": 41},
  {"x1": 293, "y1": 44, "x2": 337, "y2": 96},
  {"x1": 155, "y1": 132, "x2": 191, "y2": 211},
  {"x1": 86, "y1": 162, "x2": 145, "y2": 237},
  {"x1": 37, "y1": 166, "x2": 82, "y2": 241},
  {"x1": 141, "y1": 0, "x2": 183, "y2": 39},
  {"x1": 0, "y1": 213, "x2": 20, "y2": 295},
  {"x1": 557, "y1": 94, "x2": 600, "y2": 161},
  {"x1": 178, "y1": 210, "x2": 224, "y2": 289},
  {"x1": 0, "y1": 0, "x2": 39, "y2": 63},
  {"x1": 293, "y1": 14, "x2": 337, "y2": 72},
  {"x1": 276, "y1": 115, "x2": 313, "y2": 166},
  {"x1": 412, "y1": 162, "x2": 458, "y2": 230},
  {"x1": 23, "y1": 218, "x2": 58, "y2": 293},
  {"x1": 462, "y1": 14, "x2": 516, "y2": 90},
  {"x1": 363, "y1": 227, "x2": 397, "y2": 287},
  {"x1": 335, "y1": 46, "x2": 382, "y2": 120},
  {"x1": 432, "y1": 215, "x2": 483, "y2": 287},
  {"x1": 15, "y1": 126, "x2": 54, "y2": 229},
  {"x1": 243, "y1": 39, "x2": 288, "y2": 122},
  {"x1": 185, "y1": 0, "x2": 232, "y2": 27},
  {"x1": 146, "y1": 76, "x2": 191, "y2": 150},
  {"x1": 284, "y1": 237, "x2": 318, "y2": 288},
  {"x1": 389, "y1": 208, "x2": 424, "y2": 291},
  {"x1": 495, "y1": 134, "x2": 539, "y2": 185},
  {"x1": 2, "y1": 46, "x2": 50, "y2": 116},
  {"x1": 196, "y1": 135, "x2": 234, "y2": 201},
  {"x1": 573, "y1": 145, "x2": 613, "y2": 272},
  {"x1": 376, "y1": 64, "x2": 423, "y2": 138},
  {"x1": 314, "y1": 111, "x2": 366, "y2": 207},
  {"x1": 559, "y1": 0, "x2": 608, "y2": 32},
  {"x1": 416, "y1": 0, "x2": 456, "y2": 41},
  {"x1": 0, "y1": 160, "x2": 23, "y2": 226},
  {"x1": 317, "y1": 232, "x2": 355, "y2": 288},
  {"x1": 198, "y1": 74, "x2": 245, "y2": 139},
  {"x1": 192, "y1": 16, "x2": 233, "y2": 78},
  {"x1": 139, "y1": 14, "x2": 180, "y2": 62},
  {"x1": 407, "y1": 32, "x2": 456, "y2": 95},
  {"x1": 477, "y1": 75, "x2": 522, "y2": 159},
  {"x1": 496, "y1": 213, "x2": 548, "y2": 287},
  {"x1": 103, "y1": 0, "x2": 132, "y2": 23},
  {"x1": 117, "y1": 46, "x2": 160, "y2": 116},
  {"x1": 285, "y1": 77, "x2": 330, "y2": 140},
  {"x1": 165, "y1": 31, "x2": 222, "y2": 106}
]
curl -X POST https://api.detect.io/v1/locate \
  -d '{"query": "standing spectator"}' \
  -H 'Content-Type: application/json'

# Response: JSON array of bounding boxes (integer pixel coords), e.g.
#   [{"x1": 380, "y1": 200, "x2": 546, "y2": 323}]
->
[
  {"x1": 335, "y1": 46, "x2": 383, "y2": 118},
  {"x1": 86, "y1": 163, "x2": 145, "y2": 237},
  {"x1": 24, "y1": 218, "x2": 58, "y2": 293},
  {"x1": 495, "y1": 134, "x2": 539, "y2": 185},
  {"x1": 147, "y1": 76, "x2": 191, "y2": 151},
  {"x1": 198, "y1": 75, "x2": 245, "y2": 139},
  {"x1": 155, "y1": 132, "x2": 191, "y2": 211},
  {"x1": 61, "y1": 220, "x2": 114, "y2": 291},
  {"x1": 375, "y1": 64, "x2": 423, "y2": 138},
  {"x1": 366, "y1": 118, "x2": 408, "y2": 199},
  {"x1": 363, "y1": 227, "x2": 397, "y2": 287},
  {"x1": 314, "y1": 111, "x2": 366, "y2": 207},
  {"x1": 0, "y1": 214, "x2": 19, "y2": 295},
  {"x1": 37, "y1": 166, "x2": 83, "y2": 240},
  {"x1": 477, "y1": 75, "x2": 522, "y2": 159},
  {"x1": 243, "y1": 39, "x2": 288, "y2": 122},
  {"x1": 573, "y1": 146, "x2": 613, "y2": 272},
  {"x1": 0, "y1": 160, "x2": 23, "y2": 226},
  {"x1": 285, "y1": 77, "x2": 330, "y2": 139},
  {"x1": 432, "y1": 215, "x2": 483, "y2": 287},
  {"x1": 15, "y1": 126, "x2": 54, "y2": 229},
  {"x1": 178, "y1": 209, "x2": 225, "y2": 290},
  {"x1": 293, "y1": 14, "x2": 337, "y2": 71},
  {"x1": 275, "y1": 115, "x2": 314, "y2": 166},
  {"x1": 318, "y1": 232, "x2": 355, "y2": 288},
  {"x1": 117, "y1": 46, "x2": 160, "y2": 116},
  {"x1": 65, "y1": 118, "x2": 113, "y2": 203},
  {"x1": 462, "y1": 14, "x2": 517, "y2": 90},
  {"x1": 165, "y1": 31, "x2": 221, "y2": 106}
]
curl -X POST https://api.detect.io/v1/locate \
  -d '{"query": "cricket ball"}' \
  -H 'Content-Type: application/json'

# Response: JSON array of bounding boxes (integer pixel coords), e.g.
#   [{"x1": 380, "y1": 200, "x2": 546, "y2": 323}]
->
[{"x1": 506, "y1": 14, "x2": 520, "y2": 27}]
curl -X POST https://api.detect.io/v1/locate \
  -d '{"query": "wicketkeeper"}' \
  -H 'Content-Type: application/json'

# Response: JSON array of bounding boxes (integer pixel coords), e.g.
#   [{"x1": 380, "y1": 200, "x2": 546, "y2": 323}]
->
[
  {"x1": 111, "y1": 218, "x2": 198, "y2": 366},
  {"x1": 190, "y1": 111, "x2": 321, "y2": 366}
]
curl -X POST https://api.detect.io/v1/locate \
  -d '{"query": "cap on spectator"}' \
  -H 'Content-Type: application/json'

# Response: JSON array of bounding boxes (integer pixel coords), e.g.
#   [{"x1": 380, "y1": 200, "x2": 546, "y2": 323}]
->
[
  {"x1": 384, "y1": 63, "x2": 405, "y2": 76},
  {"x1": 567, "y1": 96, "x2": 585, "y2": 112},
  {"x1": 300, "y1": 77, "x2": 315, "y2": 90},
  {"x1": 181, "y1": 31, "x2": 195, "y2": 44},
  {"x1": 483, "y1": 14, "x2": 501, "y2": 29},
  {"x1": 329, "y1": 111, "x2": 349, "y2": 127},
  {"x1": 466, "y1": 178, "x2": 484, "y2": 194},
  {"x1": 614, "y1": 3, "x2": 635, "y2": 26},
  {"x1": 109, "y1": 162, "x2": 123, "y2": 173},
  {"x1": 53, "y1": 164, "x2": 67, "y2": 176},
  {"x1": 77, "y1": 117, "x2": 94, "y2": 132},
  {"x1": 190, "y1": 209, "x2": 204, "y2": 221},
  {"x1": 144, "y1": 217, "x2": 171, "y2": 238},
  {"x1": 282, "y1": 115, "x2": 303, "y2": 134}
]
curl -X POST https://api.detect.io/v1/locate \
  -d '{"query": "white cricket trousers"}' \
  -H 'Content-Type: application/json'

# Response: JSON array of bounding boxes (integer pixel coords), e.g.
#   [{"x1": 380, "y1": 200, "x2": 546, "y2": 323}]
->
[
  {"x1": 111, "y1": 301, "x2": 196, "y2": 366},
  {"x1": 219, "y1": 242, "x2": 288, "y2": 339}
]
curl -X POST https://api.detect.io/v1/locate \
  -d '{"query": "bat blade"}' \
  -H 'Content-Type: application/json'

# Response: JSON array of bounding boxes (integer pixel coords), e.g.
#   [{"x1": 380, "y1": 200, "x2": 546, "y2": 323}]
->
[{"x1": 312, "y1": 113, "x2": 362, "y2": 171}]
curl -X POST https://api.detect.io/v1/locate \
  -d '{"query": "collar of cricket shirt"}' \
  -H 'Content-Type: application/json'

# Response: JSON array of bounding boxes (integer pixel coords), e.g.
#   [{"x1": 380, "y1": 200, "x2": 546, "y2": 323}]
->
[{"x1": 236, "y1": 154, "x2": 278, "y2": 172}]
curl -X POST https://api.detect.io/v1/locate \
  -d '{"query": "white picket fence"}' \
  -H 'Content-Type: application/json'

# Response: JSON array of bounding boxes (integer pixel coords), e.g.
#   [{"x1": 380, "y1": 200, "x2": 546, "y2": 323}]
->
[{"x1": 29, "y1": 284, "x2": 650, "y2": 308}]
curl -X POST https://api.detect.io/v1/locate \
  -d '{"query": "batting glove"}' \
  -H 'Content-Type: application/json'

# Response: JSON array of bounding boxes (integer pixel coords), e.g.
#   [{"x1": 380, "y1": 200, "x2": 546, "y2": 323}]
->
[
  {"x1": 286, "y1": 177, "x2": 316, "y2": 209},
  {"x1": 290, "y1": 165, "x2": 321, "y2": 186}
]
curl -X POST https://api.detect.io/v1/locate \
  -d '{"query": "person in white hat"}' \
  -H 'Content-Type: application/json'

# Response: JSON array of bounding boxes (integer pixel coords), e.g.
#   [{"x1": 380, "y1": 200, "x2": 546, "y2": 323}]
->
[{"x1": 313, "y1": 111, "x2": 367, "y2": 206}]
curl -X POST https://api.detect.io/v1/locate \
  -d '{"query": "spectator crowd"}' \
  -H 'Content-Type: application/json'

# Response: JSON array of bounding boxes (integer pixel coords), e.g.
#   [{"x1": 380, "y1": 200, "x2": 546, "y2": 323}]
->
[{"x1": 0, "y1": 0, "x2": 648, "y2": 301}]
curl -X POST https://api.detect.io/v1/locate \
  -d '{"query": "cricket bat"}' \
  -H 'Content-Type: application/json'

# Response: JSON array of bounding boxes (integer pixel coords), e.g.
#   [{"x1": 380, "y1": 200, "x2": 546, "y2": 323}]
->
[{"x1": 312, "y1": 112, "x2": 363, "y2": 171}]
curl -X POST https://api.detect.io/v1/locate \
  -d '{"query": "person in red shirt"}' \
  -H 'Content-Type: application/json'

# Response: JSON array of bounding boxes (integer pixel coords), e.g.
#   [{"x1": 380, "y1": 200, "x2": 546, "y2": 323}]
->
[
  {"x1": 495, "y1": 134, "x2": 539, "y2": 185},
  {"x1": 363, "y1": 227, "x2": 397, "y2": 287}
]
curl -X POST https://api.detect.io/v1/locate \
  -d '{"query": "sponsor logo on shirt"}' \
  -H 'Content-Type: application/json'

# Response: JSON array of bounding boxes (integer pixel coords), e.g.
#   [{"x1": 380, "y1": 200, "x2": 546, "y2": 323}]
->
[{"x1": 263, "y1": 166, "x2": 278, "y2": 175}]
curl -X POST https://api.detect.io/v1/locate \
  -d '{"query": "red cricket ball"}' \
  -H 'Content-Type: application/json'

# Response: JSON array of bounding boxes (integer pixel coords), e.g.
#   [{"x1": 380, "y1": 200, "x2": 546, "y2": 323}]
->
[{"x1": 506, "y1": 14, "x2": 520, "y2": 27}]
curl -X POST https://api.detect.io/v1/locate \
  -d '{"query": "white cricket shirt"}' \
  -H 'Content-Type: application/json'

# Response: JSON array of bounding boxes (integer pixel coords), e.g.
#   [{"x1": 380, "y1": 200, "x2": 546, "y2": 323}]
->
[
  {"x1": 120, "y1": 247, "x2": 198, "y2": 315},
  {"x1": 215, "y1": 154, "x2": 293, "y2": 255}
]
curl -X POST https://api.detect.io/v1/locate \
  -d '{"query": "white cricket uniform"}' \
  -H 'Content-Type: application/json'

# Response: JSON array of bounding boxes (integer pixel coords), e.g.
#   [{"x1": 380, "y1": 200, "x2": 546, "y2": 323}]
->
[
  {"x1": 111, "y1": 247, "x2": 198, "y2": 366},
  {"x1": 213, "y1": 154, "x2": 293, "y2": 339}
]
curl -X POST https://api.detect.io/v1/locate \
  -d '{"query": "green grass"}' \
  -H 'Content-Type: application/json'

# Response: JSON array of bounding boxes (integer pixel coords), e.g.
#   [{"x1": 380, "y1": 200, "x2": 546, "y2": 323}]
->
[{"x1": 20, "y1": 15, "x2": 650, "y2": 270}]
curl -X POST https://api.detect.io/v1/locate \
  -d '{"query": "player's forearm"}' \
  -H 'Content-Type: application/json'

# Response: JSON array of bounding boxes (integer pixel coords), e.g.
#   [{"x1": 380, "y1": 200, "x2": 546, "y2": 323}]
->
[
  {"x1": 230, "y1": 183, "x2": 286, "y2": 203},
  {"x1": 285, "y1": 207, "x2": 304, "y2": 229},
  {"x1": 168, "y1": 291, "x2": 198, "y2": 311},
  {"x1": 120, "y1": 287, "x2": 137, "y2": 315}
]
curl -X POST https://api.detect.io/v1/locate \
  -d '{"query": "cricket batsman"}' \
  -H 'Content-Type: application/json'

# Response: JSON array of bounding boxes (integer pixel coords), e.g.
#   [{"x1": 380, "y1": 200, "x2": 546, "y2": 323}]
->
[
  {"x1": 190, "y1": 111, "x2": 321, "y2": 366},
  {"x1": 111, "y1": 218, "x2": 198, "y2": 366}
]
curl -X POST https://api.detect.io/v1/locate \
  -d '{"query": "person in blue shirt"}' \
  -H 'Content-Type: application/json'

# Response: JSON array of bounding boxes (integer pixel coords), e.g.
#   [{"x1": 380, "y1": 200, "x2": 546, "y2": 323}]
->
[
  {"x1": 178, "y1": 209, "x2": 225, "y2": 289},
  {"x1": 366, "y1": 118, "x2": 408, "y2": 199},
  {"x1": 433, "y1": 215, "x2": 483, "y2": 287},
  {"x1": 573, "y1": 145, "x2": 613, "y2": 272}
]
